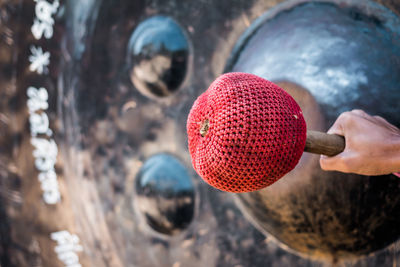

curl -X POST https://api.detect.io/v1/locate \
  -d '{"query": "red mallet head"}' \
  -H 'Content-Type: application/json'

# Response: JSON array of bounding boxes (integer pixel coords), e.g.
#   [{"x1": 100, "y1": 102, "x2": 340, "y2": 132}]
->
[{"x1": 187, "y1": 72, "x2": 307, "y2": 193}]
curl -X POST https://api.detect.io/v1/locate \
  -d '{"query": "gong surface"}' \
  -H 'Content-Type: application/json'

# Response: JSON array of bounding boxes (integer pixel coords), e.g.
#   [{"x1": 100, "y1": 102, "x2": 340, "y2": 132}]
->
[
  {"x1": 1, "y1": 0, "x2": 400, "y2": 266},
  {"x1": 230, "y1": 0, "x2": 400, "y2": 261}
]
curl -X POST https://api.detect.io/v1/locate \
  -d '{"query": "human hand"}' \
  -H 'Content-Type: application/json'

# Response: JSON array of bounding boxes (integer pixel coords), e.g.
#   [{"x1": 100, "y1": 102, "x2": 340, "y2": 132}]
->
[{"x1": 319, "y1": 110, "x2": 400, "y2": 176}]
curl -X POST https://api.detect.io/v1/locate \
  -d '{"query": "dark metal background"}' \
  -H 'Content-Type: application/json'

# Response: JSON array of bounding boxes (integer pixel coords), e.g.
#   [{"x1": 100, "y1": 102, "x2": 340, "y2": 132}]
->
[{"x1": 0, "y1": 0, "x2": 399, "y2": 266}]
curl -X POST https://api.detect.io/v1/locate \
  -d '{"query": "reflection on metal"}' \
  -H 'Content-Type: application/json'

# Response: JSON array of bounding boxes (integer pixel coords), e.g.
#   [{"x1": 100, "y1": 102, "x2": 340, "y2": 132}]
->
[
  {"x1": 135, "y1": 153, "x2": 195, "y2": 236},
  {"x1": 66, "y1": 0, "x2": 103, "y2": 60},
  {"x1": 228, "y1": 1, "x2": 400, "y2": 262},
  {"x1": 127, "y1": 16, "x2": 189, "y2": 98},
  {"x1": 4, "y1": 0, "x2": 400, "y2": 265}
]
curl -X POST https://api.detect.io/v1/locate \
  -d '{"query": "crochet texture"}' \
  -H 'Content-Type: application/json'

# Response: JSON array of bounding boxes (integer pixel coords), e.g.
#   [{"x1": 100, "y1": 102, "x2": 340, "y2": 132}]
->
[{"x1": 187, "y1": 72, "x2": 307, "y2": 192}]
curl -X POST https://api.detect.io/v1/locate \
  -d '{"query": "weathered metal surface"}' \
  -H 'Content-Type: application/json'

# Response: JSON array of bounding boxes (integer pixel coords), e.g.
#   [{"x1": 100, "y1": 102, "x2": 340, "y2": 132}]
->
[
  {"x1": 230, "y1": 0, "x2": 400, "y2": 262},
  {"x1": 0, "y1": 0, "x2": 399, "y2": 266}
]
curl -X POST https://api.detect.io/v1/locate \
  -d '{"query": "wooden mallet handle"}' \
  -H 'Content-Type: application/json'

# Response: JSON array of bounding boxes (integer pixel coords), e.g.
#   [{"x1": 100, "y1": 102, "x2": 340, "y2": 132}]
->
[{"x1": 304, "y1": 130, "x2": 345, "y2": 156}]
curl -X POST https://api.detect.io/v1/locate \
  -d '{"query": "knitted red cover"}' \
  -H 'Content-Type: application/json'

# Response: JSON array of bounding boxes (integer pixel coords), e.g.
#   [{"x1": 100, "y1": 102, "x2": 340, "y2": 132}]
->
[{"x1": 187, "y1": 72, "x2": 307, "y2": 192}]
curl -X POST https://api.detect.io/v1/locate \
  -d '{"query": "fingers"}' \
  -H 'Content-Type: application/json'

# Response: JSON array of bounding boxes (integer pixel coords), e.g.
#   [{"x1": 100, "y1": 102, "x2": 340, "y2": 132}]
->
[
  {"x1": 350, "y1": 109, "x2": 377, "y2": 124},
  {"x1": 351, "y1": 109, "x2": 387, "y2": 125},
  {"x1": 319, "y1": 154, "x2": 334, "y2": 171},
  {"x1": 319, "y1": 154, "x2": 349, "y2": 173},
  {"x1": 351, "y1": 110, "x2": 399, "y2": 132},
  {"x1": 373, "y1": 115, "x2": 387, "y2": 122},
  {"x1": 322, "y1": 110, "x2": 359, "y2": 172},
  {"x1": 320, "y1": 109, "x2": 400, "y2": 175},
  {"x1": 372, "y1": 115, "x2": 399, "y2": 130},
  {"x1": 351, "y1": 109, "x2": 369, "y2": 118},
  {"x1": 327, "y1": 109, "x2": 382, "y2": 136},
  {"x1": 351, "y1": 110, "x2": 395, "y2": 129},
  {"x1": 326, "y1": 111, "x2": 354, "y2": 136}
]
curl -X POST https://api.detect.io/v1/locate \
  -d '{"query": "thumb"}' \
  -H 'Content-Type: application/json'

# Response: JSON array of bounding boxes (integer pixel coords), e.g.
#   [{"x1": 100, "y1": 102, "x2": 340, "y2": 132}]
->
[
  {"x1": 319, "y1": 152, "x2": 349, "y2": 172},
  {"x1": 327, "y1": 111, "x2": 353, "y2": 136},
  {"x1": 320, "y1": 154, "x2": 339, "y2": 171},
  {"x1": 327, "y1": 120, "x2": 344, "y2": 136},
  {"x1": 320, "y1": 112, "x2": 352, "y2": 171}
]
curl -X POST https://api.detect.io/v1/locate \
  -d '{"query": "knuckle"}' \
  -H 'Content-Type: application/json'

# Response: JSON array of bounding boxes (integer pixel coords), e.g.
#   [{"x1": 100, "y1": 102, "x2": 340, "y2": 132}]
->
[
  {"x1": 373, "y1": 115, "x2": 385, "y2": 121},
  {"x1": 351, "y1": 109, "x2": 364, "y2": 114},
  {"x1": 351, "y1": 109, "x2": 368, "y2": 117},
  {"x1": 338, "y1": 111, "x2": 354, "y2": 124}
]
